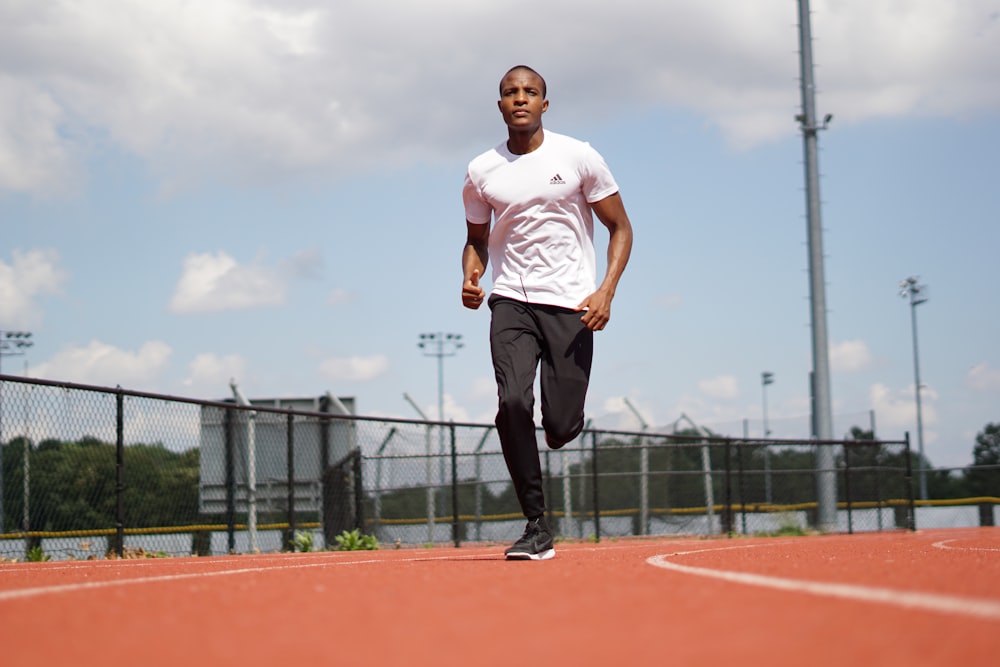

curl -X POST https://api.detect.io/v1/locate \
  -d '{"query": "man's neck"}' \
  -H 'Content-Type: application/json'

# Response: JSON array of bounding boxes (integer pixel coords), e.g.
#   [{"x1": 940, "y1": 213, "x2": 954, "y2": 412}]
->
[{"x1": 506, "y1": 127, "x2": 545, "y2": 155}]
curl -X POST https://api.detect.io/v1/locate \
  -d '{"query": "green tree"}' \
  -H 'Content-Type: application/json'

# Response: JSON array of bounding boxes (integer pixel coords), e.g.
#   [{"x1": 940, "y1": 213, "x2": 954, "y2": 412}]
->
[
  {"x1": 838, "y1": 426, "x2": 882, "y2": 503},
  {"x1": 4, "y1": 436, "x2": 203, "y2": 533},
  {"x1": 835, "y1": 425, "x2": 930, "y2": 504},
  {"x1": 967, "y1": 423, "x2": 1000, "y2": 497}
]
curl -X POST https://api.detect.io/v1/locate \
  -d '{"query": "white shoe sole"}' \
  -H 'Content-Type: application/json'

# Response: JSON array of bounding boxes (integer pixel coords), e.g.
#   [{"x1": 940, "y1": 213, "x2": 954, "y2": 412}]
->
[{"x1": 505, "y1": 548, "x2": 555, "y2": 561}]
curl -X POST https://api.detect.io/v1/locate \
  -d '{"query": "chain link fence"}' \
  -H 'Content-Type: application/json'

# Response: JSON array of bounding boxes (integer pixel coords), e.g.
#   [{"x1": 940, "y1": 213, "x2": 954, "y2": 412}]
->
[{"x1": 0, "y1": 374, "x2": 964, "y2": 561}]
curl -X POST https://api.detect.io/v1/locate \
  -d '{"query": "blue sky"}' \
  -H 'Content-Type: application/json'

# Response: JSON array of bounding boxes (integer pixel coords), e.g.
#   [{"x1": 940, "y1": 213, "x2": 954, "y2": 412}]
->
[{"x1": 2, "y1": 1, "x2": 998, "y2": 469}]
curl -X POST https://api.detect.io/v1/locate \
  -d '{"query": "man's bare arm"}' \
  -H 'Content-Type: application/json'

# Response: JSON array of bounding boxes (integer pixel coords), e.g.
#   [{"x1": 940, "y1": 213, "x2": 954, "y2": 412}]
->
[
  {"x1": 462, "y1": 221, "x2": 490, "y2": 310},
  {"x1": 577, "y1": 192, "x2": 634, "y2": 330}
]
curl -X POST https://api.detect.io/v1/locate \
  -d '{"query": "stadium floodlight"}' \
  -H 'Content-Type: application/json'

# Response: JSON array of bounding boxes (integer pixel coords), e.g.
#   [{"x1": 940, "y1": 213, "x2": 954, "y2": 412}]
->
[
  {"x1": 417, "y1": 332, "x2": 464, "y2": 433},
  {"x1": 0, "y1": 331, "x2": 33, "y2": 376},
  {"x1": 899, "y1": 276, "x2": 929, "y2": 500}
]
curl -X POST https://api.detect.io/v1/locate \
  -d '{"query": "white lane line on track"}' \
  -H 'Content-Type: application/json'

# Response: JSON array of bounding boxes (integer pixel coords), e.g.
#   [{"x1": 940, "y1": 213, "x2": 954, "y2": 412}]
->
[
  {"x1": 932, "y1": 538, "x2": 1000, "y2": 552},
  {"x1": 0, "y1": 552, "x2": 493, "y2": 602},
  {"x1": 0, "y1": 551, "x2": 375, "y2": 574},
  {"x1": 647, "y1": 550, "x2": 1000, "y2": 621}
]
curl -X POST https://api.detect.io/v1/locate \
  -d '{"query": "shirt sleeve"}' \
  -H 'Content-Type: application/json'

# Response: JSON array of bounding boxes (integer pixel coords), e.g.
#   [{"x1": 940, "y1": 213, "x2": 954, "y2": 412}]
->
[
  {"x1": 580, "y1": 143, "x2": 619, "y2": 204},
  {"x1": 462, "y1": 170, "x2": 493, "y2": 225}
]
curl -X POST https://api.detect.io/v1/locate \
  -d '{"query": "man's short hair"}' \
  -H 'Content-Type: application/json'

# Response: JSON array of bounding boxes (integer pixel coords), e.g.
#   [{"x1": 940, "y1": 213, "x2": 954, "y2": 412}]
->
[{"x1": 499, "y1": 65, "x2": 547, "y2": 98}]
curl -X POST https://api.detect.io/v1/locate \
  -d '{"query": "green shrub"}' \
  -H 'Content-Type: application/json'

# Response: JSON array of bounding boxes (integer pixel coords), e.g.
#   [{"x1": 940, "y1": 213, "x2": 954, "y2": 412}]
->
[
  {"x1": 26, "y1": 546, "x2": 51, "y2": 562},
  {"x1": 292, "y1": 530, "x2": 314, "y2": 553},
  {"x1": 333, "y1": 529, "x2": 378, "y2": 551}
]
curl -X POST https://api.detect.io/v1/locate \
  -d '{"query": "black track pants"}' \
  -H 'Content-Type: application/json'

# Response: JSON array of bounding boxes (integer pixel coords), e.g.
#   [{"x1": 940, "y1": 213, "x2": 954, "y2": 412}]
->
[{"x1": 489, "y1": 295, "x2": 593, "y2": 519}]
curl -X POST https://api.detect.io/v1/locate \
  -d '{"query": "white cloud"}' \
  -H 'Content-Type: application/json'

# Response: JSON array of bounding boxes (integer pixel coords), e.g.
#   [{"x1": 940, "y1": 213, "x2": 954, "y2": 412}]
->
[
  {"x1": 818, "y1": 1, "x2": 1000, "y2": 121},
  {"x1": 0, "y1": 77, "x2": 75, "y2": 194},
  {"x1": 30, "y1": 340, "x2": 171, "y2": 389},
  {"x1": 967, "y1": 362, "x2": 1000, "y2": 393},
  {"x1": 182, "y1": 353, "x2": 248, "y2": 393},
  {"x1": 698, "y1": 375, "x2": 740, "y2": 400},
  {"x1": 442, "y1": 393, "x2": 470, "y2": 423},
  {"x1": 169, "y1": 250, "x2": 290, "y2": 313},
  {"x1": 830, "y1": 339, "x2": 873, "y2": 373},
  {"x1": 3, "y1": 1, "x2": 997, "y2": 194},
  {"x1": 319, "y1": 354, "x2": 389, "y2": 382},
  {"x1": 869, "y1": 382, "x2": 938, "y2": 438},
  {"x1": 0, "y1": 249, "x2": 68, "y2": 326}
]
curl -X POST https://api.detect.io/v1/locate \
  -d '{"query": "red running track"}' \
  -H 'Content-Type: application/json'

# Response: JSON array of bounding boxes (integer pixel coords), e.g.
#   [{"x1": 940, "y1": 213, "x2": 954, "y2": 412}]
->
[{"x1": 1, "y1": 528, "x2": 997, "y2": 666}]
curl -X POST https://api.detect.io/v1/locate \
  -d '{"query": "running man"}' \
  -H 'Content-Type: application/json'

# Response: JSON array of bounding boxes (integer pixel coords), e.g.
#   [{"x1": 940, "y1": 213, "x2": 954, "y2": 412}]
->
[{"x1": 461, "y1": 65, "x2": 634, "y2": 560}]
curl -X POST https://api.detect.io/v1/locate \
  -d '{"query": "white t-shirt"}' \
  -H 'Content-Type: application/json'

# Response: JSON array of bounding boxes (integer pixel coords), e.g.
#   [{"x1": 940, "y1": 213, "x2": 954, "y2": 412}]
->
[{"x1": 463, "y1": 130, "x2": 619, "y2": 309}]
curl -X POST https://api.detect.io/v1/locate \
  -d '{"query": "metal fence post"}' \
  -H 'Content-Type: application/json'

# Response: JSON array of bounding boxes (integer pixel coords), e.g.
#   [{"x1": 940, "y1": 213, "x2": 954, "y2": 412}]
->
[
  {"x1": 591, "y1": 429, "x2": 600, "y2": 542},
  {"x1": 0, "y1": 380, "x2": 4, "y2": 535},
  {"x1": 450, "y1": 424, "x2": 459, "y2": 548},
  {"x1": 473, "y1": 428, "x2": 491, "y2": 542},
  {"x1": 904, "y1": 432, "x2": 916, "y2": 531},
  {"x1": 318, "y1": 395, "x2": 331, "y2": 471},
  {"x1": 562, "y1": 447, "x2": 573, "y2": 539},
  {"x1": 874, "y1": 442, "x2": 884, "y2": 531},
  {"x1": 701, "y1": 440, "x2": 715, "y2": 534},
  {"x1": 0, "y1": 377, "x2": 5, "y2": 535},
  {"x1": 353, "y1": 448, "x2": 364, "y2": 533},
  {"x1": 373, "y1": 427, "x2": 397, "y2": 537},
  {"x1": 641, "y1": 437, "x2": 650, "y2": 536},
  {"x1": 843, "y1": 443, "x2": 853, "y2": 534},
  {"x1": 286, "y1": 413, "x2": 295, "y2": 551},
  {"x1": 544, "y1": 450, "x2": 553, "y2": 531},
  {"x1": 425, "y1": 423, "x2": 434, "y2": 545},
  {"x1": 737, "y1": 439, "x2": 746, "y2": 534},
  {"x1": 114, "y1": 388, "x2": 125, "y2": 558},
  {"x1": 224, "y1": 406, "x2": 236, "y2": 554},
  {"x1": 723, "y1": 439, "x2": 733, "y2": 537}
]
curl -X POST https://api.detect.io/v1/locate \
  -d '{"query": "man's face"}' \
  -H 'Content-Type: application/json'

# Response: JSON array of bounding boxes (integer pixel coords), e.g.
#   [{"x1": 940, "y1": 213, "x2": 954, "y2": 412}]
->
[{"x1": 497, "y1": 69, "x2": 548, "y2": 130}]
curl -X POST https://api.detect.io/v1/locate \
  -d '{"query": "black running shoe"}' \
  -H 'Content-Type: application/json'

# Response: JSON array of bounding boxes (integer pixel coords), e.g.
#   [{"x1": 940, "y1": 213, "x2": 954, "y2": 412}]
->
[{"x1": 505, "y1": 516, "x2": 555, "y2": 560}]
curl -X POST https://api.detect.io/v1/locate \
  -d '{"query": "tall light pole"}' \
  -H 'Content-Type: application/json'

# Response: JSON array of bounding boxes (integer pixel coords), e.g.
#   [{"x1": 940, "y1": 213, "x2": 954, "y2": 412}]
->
[
  {"x1": 899, "y1": 276, "x2": 929, "y2": 500},
  {"x1": 761, "y1": 371, "x2": 774, "y2": 504},
  {"x1": 417, "y1": 333, "x2": 463, "y2": 496},
  {"x1": 0, "y1": 330, "x2": 34, "y2": 534},
  {"x1": 796, "y1": 0, "x2": 837, "y2": 531}
]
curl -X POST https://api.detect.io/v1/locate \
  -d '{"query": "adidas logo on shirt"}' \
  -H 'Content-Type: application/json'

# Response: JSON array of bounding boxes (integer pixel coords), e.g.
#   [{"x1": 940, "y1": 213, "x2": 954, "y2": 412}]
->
[{"x1": 549, "y1": 173, "x2": 566, "y2": 185}]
